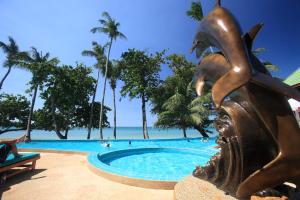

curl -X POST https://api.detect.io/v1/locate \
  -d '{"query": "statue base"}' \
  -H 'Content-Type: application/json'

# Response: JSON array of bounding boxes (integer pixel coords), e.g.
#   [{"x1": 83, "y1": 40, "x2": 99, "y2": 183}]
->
[
  {"x1": 174, "y1": 176, "x2": 298, "y2": 200},
  {"x1": 174, "y1": 176, "x2": 237, "y2": 200}
]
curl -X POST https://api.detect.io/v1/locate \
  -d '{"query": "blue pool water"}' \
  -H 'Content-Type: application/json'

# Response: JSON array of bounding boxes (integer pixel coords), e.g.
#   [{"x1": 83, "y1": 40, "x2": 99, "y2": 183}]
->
[
  {"x1": 17, "y1": 138, "x2": 217, "y2": 153},
  {"x1": 89, "y1": 148, "x2": 213, "y2": 181},
  {"x1": 17, "y1": 138, "x2": 218, "y2": 181}
]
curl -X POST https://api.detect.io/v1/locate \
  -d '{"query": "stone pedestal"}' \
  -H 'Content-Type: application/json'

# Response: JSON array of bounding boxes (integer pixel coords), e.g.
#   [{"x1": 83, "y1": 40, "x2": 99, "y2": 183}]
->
[{"x1": 174, "y1": 176, "x2": 237, "y2": 200}]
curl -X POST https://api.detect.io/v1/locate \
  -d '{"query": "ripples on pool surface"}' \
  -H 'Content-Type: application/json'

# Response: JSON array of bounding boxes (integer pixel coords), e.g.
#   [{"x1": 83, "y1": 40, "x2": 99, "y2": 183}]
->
[
  {"x1": 19, "y1": 138, "x2": 219, "y2": 181},
  {"x1": 95, "y1": 148, "x2": 213, "y2": 181}
]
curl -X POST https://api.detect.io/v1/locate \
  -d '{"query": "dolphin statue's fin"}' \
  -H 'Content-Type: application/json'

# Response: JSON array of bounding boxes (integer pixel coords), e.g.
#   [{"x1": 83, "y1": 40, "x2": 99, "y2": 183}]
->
[{"x1": 244, "y1": 23, "x2": 264, "y2": 50}]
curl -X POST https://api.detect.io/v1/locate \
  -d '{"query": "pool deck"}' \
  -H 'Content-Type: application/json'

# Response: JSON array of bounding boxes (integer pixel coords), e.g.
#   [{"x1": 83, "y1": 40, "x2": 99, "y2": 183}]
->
[{"x1": 1, "y1": 152, "x2": 173, "y2": 200}]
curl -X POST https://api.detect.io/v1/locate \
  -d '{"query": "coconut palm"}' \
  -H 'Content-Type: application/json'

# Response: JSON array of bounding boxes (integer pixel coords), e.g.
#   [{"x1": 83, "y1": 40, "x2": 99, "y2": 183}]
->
[
  {"x1": 91, "y1": 11, "x2": 126, "y2": 140},
  {"x1": 107, "y1": 60, "x2": 121, "y2": 139},
  {"x1": 186, "y1": 1, "x2": 203, "y2": 21},
  {"x1": 155, "y1": 82, "x2": 210, "y2": 138},
  {"x1": 20, "y1": 47, "x2": 59, "y2": 140},
  {"x1": 186, "y1": 1, "x2": 214, "y2": 55},
  {"x1": 82, "y1": 42, "x2": 107, "y2": 139},
  {"x1": 0, "y1": 37, "x2": 24, "y2": 90}
]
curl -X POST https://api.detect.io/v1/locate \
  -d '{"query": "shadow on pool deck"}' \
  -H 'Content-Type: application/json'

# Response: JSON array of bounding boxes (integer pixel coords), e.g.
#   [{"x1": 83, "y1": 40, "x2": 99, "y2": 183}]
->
[{"x1": 0, "y1": 169, "x2": 47, "y2": 198}]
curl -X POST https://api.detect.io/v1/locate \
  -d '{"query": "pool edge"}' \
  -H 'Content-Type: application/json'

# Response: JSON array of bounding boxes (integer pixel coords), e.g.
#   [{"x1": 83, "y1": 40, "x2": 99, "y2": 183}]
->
[
  {"x1": 19, "y1": 148, "x2": 88, "y2": 155},
  {"x1": 86, "y1": 156, "x2": 177, "y2": 190}
]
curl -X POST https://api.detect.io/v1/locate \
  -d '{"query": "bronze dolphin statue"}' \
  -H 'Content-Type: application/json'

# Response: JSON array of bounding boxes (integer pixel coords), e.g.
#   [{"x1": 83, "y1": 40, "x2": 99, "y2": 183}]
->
[
  {"x1": 191, "y1": 2, "x2": 252, "y2": 108},
  {"x1": 194, "y1": 28, "x2": 300, "y2": 198}
]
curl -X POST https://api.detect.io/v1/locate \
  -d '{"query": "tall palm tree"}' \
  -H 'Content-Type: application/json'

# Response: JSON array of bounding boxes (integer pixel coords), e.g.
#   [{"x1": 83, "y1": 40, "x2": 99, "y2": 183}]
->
[
  {"x1": 82, "y1": 42, "x2": 107, "y2": 139},
  {"x1": 107, "y1": 60, "x2": 121, "y2": 139},
  {"x1": 91, "y1": 11, "x2": 126, "y2": 140},
  {"x1": 0, "y1": 37, "x2": 24, "y2": 90},
  {"x1": 20, "y1": 47, "x2": 59, "y2": 140}
]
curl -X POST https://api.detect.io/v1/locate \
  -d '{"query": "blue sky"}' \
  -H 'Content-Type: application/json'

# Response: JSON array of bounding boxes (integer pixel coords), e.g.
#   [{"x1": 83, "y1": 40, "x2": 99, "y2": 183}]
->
[{"x1": 0, "y1": 0, "x2": 300, "y2": 127}]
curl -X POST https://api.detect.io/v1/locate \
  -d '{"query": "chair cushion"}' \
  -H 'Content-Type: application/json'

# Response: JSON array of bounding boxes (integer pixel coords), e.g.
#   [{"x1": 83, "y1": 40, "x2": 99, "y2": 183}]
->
[{"x1": 0, "y1": 153, "x2": 40, "y2": 168}]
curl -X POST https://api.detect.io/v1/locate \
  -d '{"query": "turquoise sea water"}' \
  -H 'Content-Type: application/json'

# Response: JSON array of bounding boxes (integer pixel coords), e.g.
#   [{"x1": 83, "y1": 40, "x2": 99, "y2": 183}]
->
[{"x1": 0, "y1": 127, "x2": 218, "y2": 140}]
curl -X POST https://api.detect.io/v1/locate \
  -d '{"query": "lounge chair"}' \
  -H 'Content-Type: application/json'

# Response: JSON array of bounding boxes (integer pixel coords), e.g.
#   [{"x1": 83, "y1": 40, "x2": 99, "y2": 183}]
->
[{"x1": 0, "y1": 153, "x2": 40, "y2": 181}]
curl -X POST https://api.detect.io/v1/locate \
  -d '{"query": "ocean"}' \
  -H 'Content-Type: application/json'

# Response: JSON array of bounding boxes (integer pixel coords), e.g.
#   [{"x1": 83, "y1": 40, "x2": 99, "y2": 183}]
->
[{"x1": 0, "y1": 127, "x2": 218, "y2": 140}]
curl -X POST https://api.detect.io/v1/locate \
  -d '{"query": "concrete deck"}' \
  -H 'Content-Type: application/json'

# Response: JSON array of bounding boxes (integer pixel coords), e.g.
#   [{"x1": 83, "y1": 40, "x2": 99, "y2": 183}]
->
[{"x1": 1, "y1": 153, "x2": 173, "y2": 200}]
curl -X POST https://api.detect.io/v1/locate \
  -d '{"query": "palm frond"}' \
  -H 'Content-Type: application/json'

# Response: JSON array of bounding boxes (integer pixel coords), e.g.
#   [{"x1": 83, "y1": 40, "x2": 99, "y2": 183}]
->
[
  {"x1": 102, "y1": 11, "x2": 113, "y2": 22},
  {"x1": 8, "y1": 36, "x2": 17, "y2": 50},
  {"x1": 186, "y1": 1, "x2": 203, "y2": 21},
  {"x1": 98, "y1": 19, "x2": 108, "y2": 26},
  {"x1": 30, "y1": 47, "x2": 41, "y2": 60},
  {"x1": 117, "y1": 32, "x2": 127, "y2": 40},
  {"x1": 0, "y1": 41, "x2": 9, "y2": 53},
  {"x1": 252, "y1": 47, "x2": 266, "y2": 56},
  {"x1": 82, "y1": 50, "x2": 96, "y2": 57},
  {"x1": 43, "y1": 52, "x2": 50, "y2": 61},
  {"x1": 263, "y1": 61, "x2": 279, "y2": 71},
  {"x1": 90, "y1": 27, "x2": 100, "y2": 33}
]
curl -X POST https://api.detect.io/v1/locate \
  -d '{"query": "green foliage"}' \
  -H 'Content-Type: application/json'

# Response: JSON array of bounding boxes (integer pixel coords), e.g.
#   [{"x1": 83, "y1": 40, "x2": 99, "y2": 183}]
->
[
  {"x1": 0, "y1": 93, "x2": 30, "y2": 133},
  {"x1": 34, "y1": 63, "x2": 110, "y2": 136},
  {"x1": 119, "y1": 49, "x2": 165, "y2": 101},
  {"x1": 82, "y1": 41, "x2": 107, "y2": 72},
  {"x1": 19, "y1": 47, "x2": 59, "y2": 91},
  {"x1": 74, "y1": 102, "x2": 110, "y2": 128},
  {"x1": 34, "y1": 102, "x2": 110, "y2": 131},
  {"x1": 151, "y1": 54, "x2": 195, "y2": 114},
  {"x1": 152, "y1": 54, "x2": 212, "y2": 136},
  {"x1": 0, "y1": 36, "x2": 24, "y2": 68},
  {"x1": 186, "y1": 1, "x2": 204, "y2": 21},
  {"x1": 108, "y1": 60, "x2": 121, "y2": 90}
]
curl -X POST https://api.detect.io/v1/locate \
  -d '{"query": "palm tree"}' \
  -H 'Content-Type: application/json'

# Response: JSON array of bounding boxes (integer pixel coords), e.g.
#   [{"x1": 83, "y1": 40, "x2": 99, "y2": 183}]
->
[
  {"x1": 186, "y1": 1, "x2": 203, "y2": 21},
  {"x1": 155, "y1": 82, "x2": 210, "y2": 138},
  {"x1": 107, "y1": 60, "x2": 121, "y2": 139},
  {"x1": 82, "y1": 42, "x2": 107, "y2": 139},
  {"x1": 186, "y1": 1, "x2": 214, "y2": 54},
  {"x1": 91, "y1": 11, "x2": 126, "y2": 140},
  {"x1": 20, "y1": 47, "x2": 59, "y2": 140},
  {"x1": 0, "y1": 37, "x2": 24, "y2": 90}
]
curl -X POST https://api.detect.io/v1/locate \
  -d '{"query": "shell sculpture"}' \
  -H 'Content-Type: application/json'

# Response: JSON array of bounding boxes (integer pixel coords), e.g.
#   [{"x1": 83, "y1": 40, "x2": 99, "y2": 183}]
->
[{"x1": 191, "y1": 1, "x2": 300, "y2": 199}]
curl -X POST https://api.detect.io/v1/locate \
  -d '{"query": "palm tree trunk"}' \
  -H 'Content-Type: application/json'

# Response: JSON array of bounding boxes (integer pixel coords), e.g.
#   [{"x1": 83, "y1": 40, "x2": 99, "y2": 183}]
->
[
  {"x1": 183, "y1": 127, "x2": 187, "y2": 138},
  {"x1": 0, "y1": 66, "x2": 12, "y2": 90},
  {"x1": 87, "y1": 68, "x2": 101, "y2": 139},
  {"x1": 193, "y1": 125, "x2": 209, "y2": 137},
  {"x1": 113, "y1": 87, "x2": 117, "y2": 139},
  {"x1": 25, "y1": 85, "x2": 38, "y2": 140},
  {"x1": 99, "y1": 38, "x2": 113, "y2": 140},
  {"x1": 50, "y1": 96, "x2": 67, "y2": 139},
  {"x1": 141, "y1": 93, "x2": 149, "y2": 139}
]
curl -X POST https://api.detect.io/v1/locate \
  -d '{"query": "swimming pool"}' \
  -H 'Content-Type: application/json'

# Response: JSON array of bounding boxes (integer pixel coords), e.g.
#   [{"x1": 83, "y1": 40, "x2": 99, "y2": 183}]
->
[
  {"x1": 89, "y1": 148, "x2": 212, "y2": 181},
  {"x1": 18, "y1": 138, "x2": 218, "y2": 187}
]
